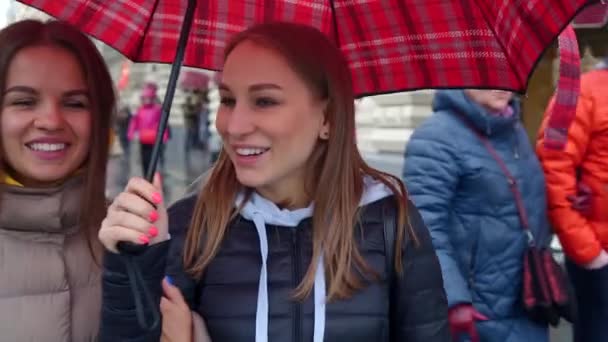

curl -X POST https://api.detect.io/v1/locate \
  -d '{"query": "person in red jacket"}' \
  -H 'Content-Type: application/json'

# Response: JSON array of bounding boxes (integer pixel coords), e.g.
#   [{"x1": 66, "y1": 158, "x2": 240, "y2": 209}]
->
[{"x1": 536, "y1": 57, "x2": 608, "y2": 342}]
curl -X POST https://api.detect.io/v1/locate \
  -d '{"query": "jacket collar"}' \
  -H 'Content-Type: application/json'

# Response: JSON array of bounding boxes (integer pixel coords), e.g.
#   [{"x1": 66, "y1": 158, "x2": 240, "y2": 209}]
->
[
  {"x1": 235, "y1": 175, "x2": 394, "y2": 342},
  {"x1": 0, "y1": 175, "x2": 84, "y2": 234},
  {"x1": 432, "y1": 90, "x2": 520, "y2": 136}
]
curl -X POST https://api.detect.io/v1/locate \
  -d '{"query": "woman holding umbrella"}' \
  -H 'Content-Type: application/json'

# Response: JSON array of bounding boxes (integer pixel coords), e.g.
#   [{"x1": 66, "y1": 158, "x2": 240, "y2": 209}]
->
[
  {"x1": 98, "y1": 22, "x2": 449, "y2": 342},
  {"x1": 0, "y1": 19, "x2": 114, "y2": 341}
]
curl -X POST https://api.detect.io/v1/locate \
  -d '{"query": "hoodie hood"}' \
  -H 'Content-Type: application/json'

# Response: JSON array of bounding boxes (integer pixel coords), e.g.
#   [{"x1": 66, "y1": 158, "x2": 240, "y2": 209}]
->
[
  {"x1": 236, "y1": 175, "x2": 394, "y2": 342},
  {"x1": 432, "y1": 90, "x2": 520, "y2": 136}
]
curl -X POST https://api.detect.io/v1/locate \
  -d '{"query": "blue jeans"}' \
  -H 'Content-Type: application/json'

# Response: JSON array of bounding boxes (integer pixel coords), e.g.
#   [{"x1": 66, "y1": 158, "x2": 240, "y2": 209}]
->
[{"x1": 566, "y1": 259, "x2": 608, "y2": 342}]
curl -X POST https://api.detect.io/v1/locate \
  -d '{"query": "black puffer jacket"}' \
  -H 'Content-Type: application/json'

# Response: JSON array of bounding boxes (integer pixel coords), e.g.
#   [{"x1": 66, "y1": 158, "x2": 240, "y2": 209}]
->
[{"x1": 99, "y1": 194, "x2": 449, "y2": 341}]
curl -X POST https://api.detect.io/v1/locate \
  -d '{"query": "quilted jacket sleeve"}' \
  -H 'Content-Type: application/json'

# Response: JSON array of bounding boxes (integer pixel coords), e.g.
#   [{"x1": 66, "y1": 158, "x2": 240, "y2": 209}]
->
[
  {"x1": 402, "y1": 123, "x2": 471, "y2": 308},
  {"x1": 98, "y1": 195, "x2": 199, "y2": 342},
  {"x1": 98, "y1": 242, "x2": 169, "y2": 342},
  {"x1": 536, "y1": 91, "x2": 601, "y2": 265},
  {"x1": 394, "y1": 199, "x2": 450, "y2": 341}
]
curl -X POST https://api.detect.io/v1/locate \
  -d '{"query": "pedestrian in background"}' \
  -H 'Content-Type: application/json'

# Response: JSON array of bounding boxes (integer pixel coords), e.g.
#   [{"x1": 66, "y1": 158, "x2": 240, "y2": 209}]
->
[
  {"x1": 537, "y1": 55, "x2": 608, "y2": 342},
  {"x1": 403, "y1": 89, "x2": 551, "y2": 342},
  {"x1": 128, "y1": 82, "x2": 168, "y2": 174}
]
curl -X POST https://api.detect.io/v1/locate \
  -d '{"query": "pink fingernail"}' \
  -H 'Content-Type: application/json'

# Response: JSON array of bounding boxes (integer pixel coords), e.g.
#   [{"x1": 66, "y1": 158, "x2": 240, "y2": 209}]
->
[
  {"x1": 148, "y1": 226, "x2": 158, "y2": 238},
  {"x1": 151, "y1": 193, "x2": 162, "y2": 204},
  {"x1": 149, "y1": 211, "x2": 158, "y2": 222},
  {"x1": 139, "y1": 235, "x2": 149, "y2": 244}
]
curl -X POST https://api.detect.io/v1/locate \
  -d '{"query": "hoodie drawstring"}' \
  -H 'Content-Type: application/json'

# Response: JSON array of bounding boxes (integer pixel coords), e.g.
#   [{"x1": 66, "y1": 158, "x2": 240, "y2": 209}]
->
[
  {"x1": 240, "y1": 177, "x2": 393, "y2": 341},
  {"x1": 252, "y1": 213, "x2": 270, "y2": 342},
  {"x1": 249, "y1": 210, "x2": 326, "y2": 342},
  {"x1": 313, "y1": 256, "x2": 326, "y2": 342}
]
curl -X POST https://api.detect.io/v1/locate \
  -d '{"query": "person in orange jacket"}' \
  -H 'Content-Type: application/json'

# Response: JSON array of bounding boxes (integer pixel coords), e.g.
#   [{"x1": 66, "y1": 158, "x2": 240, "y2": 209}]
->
[{"x1": 536, "y1": 57, "x2": 608, "y2": 342}]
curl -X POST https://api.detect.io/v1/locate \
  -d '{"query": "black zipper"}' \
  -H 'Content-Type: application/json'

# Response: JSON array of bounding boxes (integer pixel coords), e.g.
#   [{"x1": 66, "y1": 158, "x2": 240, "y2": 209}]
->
[{"x1": 292, "y1": 229, "x2": 302, "y2": 342}]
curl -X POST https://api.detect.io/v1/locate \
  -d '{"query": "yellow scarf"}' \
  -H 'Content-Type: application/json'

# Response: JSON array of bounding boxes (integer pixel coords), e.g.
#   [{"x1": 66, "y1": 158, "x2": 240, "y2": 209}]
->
[
  {"x1": 3, "y1": 174, "x2": 23, "y2": 187},
  {"x1": 2, "y1": 169, "x2": 86, "y2": 187}
]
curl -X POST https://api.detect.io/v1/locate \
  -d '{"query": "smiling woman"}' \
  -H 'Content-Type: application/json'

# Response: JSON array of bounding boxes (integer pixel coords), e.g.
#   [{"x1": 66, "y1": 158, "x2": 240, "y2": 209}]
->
[
  {"x1": 0, "y1": 19, "x2": 115, "y2": 341},
  {"x1": 216, "y1": 40, "x2": 329, "y2": 208},
  {"x1": 99, "y1": 22, "x2": 449, "y2": 342},
  {"x1": 2, "y1": 45, "x2": 92, "y2": 186}
]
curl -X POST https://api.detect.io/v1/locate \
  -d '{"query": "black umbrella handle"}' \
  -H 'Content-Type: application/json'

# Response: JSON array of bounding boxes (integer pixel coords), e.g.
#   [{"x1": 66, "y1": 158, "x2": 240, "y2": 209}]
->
[
  {"x1": 117, "y1": 0, "x2": 197, "y2": 257},
  {"x1": 117, "y1": 241, "x2": 148, "y2": 254}
]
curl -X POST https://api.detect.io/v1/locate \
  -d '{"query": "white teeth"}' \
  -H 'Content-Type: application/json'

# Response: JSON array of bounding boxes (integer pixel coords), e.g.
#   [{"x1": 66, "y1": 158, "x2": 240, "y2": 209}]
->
[
  {"x1": 236, "y1": 147, "x2": 268, "y2": 156},
  {"x1": 28, "y1": 143, "x2": 67, "y2": 152}
]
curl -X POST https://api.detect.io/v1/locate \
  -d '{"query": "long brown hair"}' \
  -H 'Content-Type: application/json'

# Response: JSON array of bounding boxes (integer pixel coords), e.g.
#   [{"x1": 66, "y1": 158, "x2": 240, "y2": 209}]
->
[
  {"x1": 184, "y1": 22, "x2": 415, "y2": 301},
  {"x1": 0, "y1": 20, "x2": 115, "y2": 261}
]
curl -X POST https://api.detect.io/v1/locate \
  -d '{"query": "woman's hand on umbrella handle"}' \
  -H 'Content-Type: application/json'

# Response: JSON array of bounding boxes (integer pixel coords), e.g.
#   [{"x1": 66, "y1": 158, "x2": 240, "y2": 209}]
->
[{"x1": 99, "y1": 173, "x2": 168, "y2": 253}]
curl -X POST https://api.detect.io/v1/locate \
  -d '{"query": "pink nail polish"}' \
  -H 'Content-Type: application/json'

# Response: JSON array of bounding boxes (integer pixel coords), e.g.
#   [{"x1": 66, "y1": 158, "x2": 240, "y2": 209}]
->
[
  {"x1": 151, "y1": 193, "x2": 162, "y2": 204},
  {"x1": 148, "y1": 226, "x2": 158, "y2": 238},
  {"x1": 139, "y1": 235, "x2": 149, "y2": 244},
  {"x1": 149, "y1": 211, "x2": 158, "y2": 222}
]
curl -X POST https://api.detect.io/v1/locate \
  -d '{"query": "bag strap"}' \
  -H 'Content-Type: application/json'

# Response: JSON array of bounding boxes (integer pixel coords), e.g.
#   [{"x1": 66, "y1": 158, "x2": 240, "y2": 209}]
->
[{"x1": 453, "y1": 113, "x2": 535, "y2": 245}]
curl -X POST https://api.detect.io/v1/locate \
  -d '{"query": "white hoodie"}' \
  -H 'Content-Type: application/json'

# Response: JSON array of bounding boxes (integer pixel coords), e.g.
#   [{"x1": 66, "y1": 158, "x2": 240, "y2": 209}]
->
[{"x1": 235, "y1": 176, "x2": 395, "y2": 342}]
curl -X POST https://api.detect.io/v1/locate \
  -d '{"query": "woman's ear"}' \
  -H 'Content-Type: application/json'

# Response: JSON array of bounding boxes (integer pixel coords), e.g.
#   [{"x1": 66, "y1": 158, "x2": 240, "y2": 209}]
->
[{"x1": 319, "y1": 100, "x2": 330, "y2": 140}]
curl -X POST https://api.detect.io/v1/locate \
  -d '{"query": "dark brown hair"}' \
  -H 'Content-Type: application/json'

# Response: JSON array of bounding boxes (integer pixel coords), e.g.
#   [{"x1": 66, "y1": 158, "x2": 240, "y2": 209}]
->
[
  {"x1": 0, "y1": 20, "x2": 116, "y2": 260},
  {"x1": 184, "y1": 22, "x2": 415, "y2": 300}
]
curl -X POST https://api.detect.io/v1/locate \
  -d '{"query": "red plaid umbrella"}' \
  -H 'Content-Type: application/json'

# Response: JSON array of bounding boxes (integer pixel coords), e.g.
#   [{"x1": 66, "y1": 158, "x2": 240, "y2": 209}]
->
[
  {"x1": 18, "y1": 0, "x2": 594, "y2": 95},
  {"x1": 15, "y1": 0, "x2": 595, "y2": 181}
]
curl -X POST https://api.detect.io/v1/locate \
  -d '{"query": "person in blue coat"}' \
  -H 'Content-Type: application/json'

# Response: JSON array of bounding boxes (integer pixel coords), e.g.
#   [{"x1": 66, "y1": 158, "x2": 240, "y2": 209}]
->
[{"x1": 402, "y1": 89, "x2": 551, "y2": 342}]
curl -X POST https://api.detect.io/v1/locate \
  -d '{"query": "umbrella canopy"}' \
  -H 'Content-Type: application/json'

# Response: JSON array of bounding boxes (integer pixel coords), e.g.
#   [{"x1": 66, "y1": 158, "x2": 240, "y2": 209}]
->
[
  {"x1": 17, "y1": 0, "x2": 594, "y2": 96},
  {"x1": 179, "y1": 70, "x2": 211, "y2": 90}
]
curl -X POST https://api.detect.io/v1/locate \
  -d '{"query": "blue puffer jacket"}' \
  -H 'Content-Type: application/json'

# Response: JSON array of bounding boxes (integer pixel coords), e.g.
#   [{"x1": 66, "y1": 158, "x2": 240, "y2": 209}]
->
[{"x1": 402, "y1": 90, "x2": 551, "y2": 342}]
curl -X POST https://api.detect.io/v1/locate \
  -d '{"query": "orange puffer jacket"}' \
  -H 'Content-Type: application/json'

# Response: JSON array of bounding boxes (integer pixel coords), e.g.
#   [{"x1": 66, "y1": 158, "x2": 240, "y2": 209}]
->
[{"x1": 536, "y1": 68, "x2": 608, "y2": 265}]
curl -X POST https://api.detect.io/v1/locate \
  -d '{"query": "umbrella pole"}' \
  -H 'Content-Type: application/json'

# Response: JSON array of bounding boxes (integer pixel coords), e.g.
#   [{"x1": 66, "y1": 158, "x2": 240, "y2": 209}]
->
[
  {"x1": 145, "y1": 0, "x2": 197, "y2": 181},
  {"x1": 114, "y1": 0, "x2": 197, "y2": 289},
  {"x1": 115, "y1": 0, "x2": 198, "y2": 320}
]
